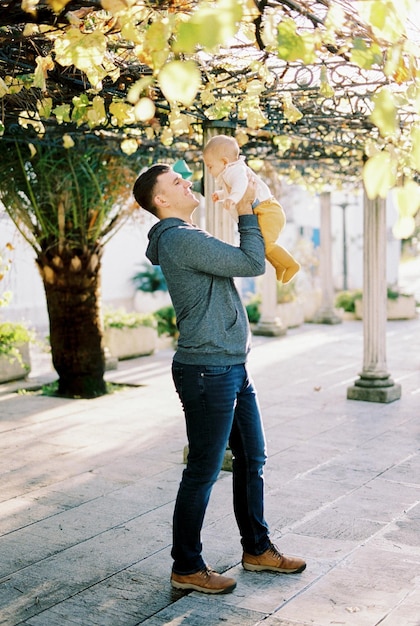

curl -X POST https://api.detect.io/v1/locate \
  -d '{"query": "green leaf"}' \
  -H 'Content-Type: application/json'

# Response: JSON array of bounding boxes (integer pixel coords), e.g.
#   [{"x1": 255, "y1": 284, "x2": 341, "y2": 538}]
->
[
  {"x1": 362, "y1": 150, "x2": 397, "y2": 198},
  {"x1": 53, "y1": 104, "x2": 71, "y2": 124},
  {"x1": 277, "y1": 18, "x2": 316, "y2": 64},
  {"x1": 350, "y1": 38, "x2": 383, "y2": 69},
  {"x1": 173, "y1": 0, "x2": 242, "y2": 53},
  {"x1": 158, "y1": 60, "x2": 201, "y2": 106}
]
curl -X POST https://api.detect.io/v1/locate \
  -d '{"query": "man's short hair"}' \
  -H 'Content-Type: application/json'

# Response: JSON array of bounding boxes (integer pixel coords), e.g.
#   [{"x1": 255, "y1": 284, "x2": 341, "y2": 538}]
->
[{"x1": 133, "y1": 163, "x2": 171, "y2": 216}]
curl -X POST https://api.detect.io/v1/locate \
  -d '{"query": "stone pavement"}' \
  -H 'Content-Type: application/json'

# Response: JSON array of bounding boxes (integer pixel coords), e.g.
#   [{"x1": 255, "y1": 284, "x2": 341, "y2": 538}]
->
[{"x1": 0, "y1": 317, "x2": 419, "y2": 626}]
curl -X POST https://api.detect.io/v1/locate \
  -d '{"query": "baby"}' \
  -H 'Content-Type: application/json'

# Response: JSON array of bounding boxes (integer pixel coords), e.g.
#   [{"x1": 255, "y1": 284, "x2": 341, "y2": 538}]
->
[{"x1": 203, "y1": 134, "x2": 300, "y2": 283}]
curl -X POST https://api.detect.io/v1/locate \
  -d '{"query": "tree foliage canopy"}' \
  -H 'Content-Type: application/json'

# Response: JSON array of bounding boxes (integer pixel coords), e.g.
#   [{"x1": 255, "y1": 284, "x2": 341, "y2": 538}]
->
[{"x1": 1, "y1": 0, "x2": 420, "y2": 235}]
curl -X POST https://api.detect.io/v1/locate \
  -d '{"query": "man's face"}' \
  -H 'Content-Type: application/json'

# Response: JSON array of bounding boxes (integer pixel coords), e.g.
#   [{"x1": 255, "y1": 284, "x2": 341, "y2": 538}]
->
[{"x1": 155, "y1": 170, "x2": 199, "y2": 217}]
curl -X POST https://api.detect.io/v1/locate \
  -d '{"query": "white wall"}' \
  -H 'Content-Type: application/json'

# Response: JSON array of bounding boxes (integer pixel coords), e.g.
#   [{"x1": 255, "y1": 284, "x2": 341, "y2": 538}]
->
[
  {"x1": 0, "y1": 209, "x2": 155, "y2": 330},
  {"x1": 284, "y1": 185, "x2": 401, "y2": 291}
]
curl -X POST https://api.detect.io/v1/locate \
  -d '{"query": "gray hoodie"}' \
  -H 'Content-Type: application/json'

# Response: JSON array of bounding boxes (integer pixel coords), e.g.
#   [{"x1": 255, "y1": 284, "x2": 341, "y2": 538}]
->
[{"x1": 146, "y1": 214, "x2": 265, "y2": 365}]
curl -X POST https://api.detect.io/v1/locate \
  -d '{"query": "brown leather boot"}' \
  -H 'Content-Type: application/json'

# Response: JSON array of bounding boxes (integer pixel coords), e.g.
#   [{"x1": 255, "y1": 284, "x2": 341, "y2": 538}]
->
[
  {"x1": 171, "y1": 566, "x2": 237, "y2": 594},
  {"x1": 243, "y1": 543, "x2": 306, "y2": 574}
]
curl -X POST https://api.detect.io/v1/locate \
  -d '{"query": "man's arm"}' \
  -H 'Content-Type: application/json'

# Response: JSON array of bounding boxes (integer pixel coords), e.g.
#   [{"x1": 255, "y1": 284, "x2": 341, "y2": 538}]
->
[{"x1": 236, "y1": 178, "x2": 256, "y2": 216}]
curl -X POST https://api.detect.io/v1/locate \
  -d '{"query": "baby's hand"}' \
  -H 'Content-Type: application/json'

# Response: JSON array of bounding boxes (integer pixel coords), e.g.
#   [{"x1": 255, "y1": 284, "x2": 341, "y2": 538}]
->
[
  {"x1": 223, "y1": 199, "x2": 237, "y2": 213},
  {"x1": 212, "y1": 192, "x2": 220, "y2": 202}
]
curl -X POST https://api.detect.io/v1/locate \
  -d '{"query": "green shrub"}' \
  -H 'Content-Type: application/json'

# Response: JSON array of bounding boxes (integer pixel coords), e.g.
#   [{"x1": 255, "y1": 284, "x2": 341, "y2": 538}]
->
[
  {"x1": 335, "y1": 290, "x2": 362, "y2": 313},
  {"x1": 154, "y1": 305, "x2": 178, "y2": 338},
  {"x1": 0, "y1": 321, "x2": 33, "y2": 365},
  {"x1": 103, "y1": 309, "x2": 156, "y2": 330},
  {"x1": 132, "y1": 263, "x2": 167, "y2": 293},
  {"x1": 246, "y1": 297, "x2": 261, "y2": 324},
  {"x1": 277, "y1": 281, "x2": 297, "y2": 303}
]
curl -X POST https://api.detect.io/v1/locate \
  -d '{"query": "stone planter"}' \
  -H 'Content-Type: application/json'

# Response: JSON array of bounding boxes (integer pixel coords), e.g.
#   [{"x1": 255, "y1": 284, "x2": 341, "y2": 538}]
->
[
  {"x1": 355, "y1": 295, "x2": 417, "y2": 320},
  {"x1": 301, "y1": 289, "x2": 322, "y2": 322},
  {"x1": 337, "y1": 309, "x2": 357, "y2": 321},
  {"x1": 103, "y1": 326, "x2": 158, "y2": 360},
  {"x1": 0, "y1": 342, "x2": 31, "y2": 383},
  {"x1": 276, "y1": 300, "x2": 305, "y2": 328}
]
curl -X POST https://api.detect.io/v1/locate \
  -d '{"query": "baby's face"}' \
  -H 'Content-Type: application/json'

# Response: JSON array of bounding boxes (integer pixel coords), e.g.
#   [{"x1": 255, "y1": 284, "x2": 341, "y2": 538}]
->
[{"x1": 204, "y1": 153, "x2": 226, "y2": 178}]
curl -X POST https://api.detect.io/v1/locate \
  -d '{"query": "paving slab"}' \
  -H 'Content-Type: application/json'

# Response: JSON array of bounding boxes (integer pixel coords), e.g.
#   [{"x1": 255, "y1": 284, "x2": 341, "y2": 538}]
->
[{"x1": 0, "y1": 317, "x2": 419, "y2": 626}]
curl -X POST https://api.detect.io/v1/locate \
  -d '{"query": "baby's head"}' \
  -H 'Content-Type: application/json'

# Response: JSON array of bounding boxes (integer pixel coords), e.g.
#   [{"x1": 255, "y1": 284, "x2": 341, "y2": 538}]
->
[{"x1": 203, "y1": 135, "x2": 240, "y2": 178}]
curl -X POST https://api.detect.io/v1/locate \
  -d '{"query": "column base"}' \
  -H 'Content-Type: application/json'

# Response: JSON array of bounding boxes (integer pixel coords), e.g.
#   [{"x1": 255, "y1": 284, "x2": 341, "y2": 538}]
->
[
  {"x1": 347, "y1": 375, "x2": 401, "y2": 403},
  {"x1": 311, "y1": 307, "x2": 342, "y2": 325},
  {"x1": 253, "y1": 317, "x2": 287, "y2": 337}
]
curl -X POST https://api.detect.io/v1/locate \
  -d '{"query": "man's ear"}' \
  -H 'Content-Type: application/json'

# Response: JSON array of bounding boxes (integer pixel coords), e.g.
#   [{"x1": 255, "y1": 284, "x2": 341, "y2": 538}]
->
[{"x1": 154, "y1": 193, "x2": 168, "y2": 210}]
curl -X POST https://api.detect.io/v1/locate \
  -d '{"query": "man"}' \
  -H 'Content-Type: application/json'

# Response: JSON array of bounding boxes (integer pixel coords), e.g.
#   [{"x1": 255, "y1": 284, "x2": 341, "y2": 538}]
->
[{"x1": 133, "y1": 164, "x2": 306, "y2": 595}]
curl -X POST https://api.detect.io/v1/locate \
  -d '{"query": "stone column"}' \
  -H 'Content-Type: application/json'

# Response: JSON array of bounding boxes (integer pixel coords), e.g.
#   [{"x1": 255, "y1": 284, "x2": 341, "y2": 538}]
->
[
  {"x1": 253, "y1": 263, "x2": 287, "y2": 336},
  {"x1": 313, "y1": 191, "x2": 342, "y2": 324},
  {"x1": 347, "y1": 191, "x2": 401, "y2": 403}
]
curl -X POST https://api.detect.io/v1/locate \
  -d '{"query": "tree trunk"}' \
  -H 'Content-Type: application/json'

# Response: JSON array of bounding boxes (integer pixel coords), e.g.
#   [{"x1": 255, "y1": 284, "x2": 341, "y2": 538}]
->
[{"x1": 37, "y1": 246, "x2": 107, "y2": 398}]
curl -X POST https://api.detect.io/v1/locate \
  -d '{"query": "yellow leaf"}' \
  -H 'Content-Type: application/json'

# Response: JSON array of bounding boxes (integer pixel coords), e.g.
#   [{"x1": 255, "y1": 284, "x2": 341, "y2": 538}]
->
[
  {"x1": 273, "y1": 135, "x2": 292, "y2": 156},
  {"x1": 246, "y1": 107, "x2": 268, "y2": 130},
  {"x1": 200, "y1": 87, "x2": 216, "y2": 106},
  {"x1": 46, "y1": 0, "x2": 71, "y2": 13},
  {"x1": 121, "y1": 139, "x2": 138, "y2": 155},
  {"x1": 33, "y1": 55, "x2": 54, "y2": 91},
  {"x1": 319, "y1": 66, "x2": 334, "y2": 98},
  {"x1": 63, "y1": 134, "x2": 75, "y2": 149},
  {"x1": 127, "y1": 77, "x2": 154, "y2": 104},
  {"x1": 246, "y1": 79, "x2": 264, "y2": 96},
  {"x1": 101, "y1": 0, "x2": 131, "y2": 15},
  {"x1": 54, "y1": 29, "x2": 108, "y2": 89},
  {"x1": 158, "y1": 60, "x2": 201, "y2": 106},
  {"x1": 409, "y1": 126, "x2": 420, "y2": 170},
  {"x1": 37, "y1": 97, "x2": 53, "y2": 118},
  {"x1": 283, "y1": 93, "x2": 303, "y2": 123},
  {"x1": 356, "y1": 0, "x2": 411, "y2": 44},
  {"x1": 369, "y1": 87, "x2": 398, "y2": 137},
  {"x1": 145, "y1": 127, "x2": 154, "y2": 140},
  {"x1": 134, "y1": 98, "x2": 155, "y2": 122},
  {"x1": 0, "y1": 77, "x2": 9, "y2": 97},
  {"x1": 393, "y1": 181, "x2": 420, "y2": 217},
  {"x1": 109, "y1": 101, "x2": 135, "y2": 127},
  {"x1": 160, "y1": 127, "x2": 174, "y2": 146},
  {"x1": 392, "y1": 216, "x2": 416, "y2": 239},
  {"x1": 362, "y1": 151, "x2": 397, "y2": 199},
  {"x1": 87, "y1": 96, "x2": 107, "y2": 128},
  {"x1": 22, "y1": 0, "x2": 39, "y2": 16},
  {"x1": 168, "y1": 109, "x2": 193, "y2": 135}
]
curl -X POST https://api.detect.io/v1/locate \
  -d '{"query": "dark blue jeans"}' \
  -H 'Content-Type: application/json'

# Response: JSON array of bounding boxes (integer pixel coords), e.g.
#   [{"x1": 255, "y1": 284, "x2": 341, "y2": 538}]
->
[{"x1": 171, "y1": 361, "x2": 270, "y2": 575}]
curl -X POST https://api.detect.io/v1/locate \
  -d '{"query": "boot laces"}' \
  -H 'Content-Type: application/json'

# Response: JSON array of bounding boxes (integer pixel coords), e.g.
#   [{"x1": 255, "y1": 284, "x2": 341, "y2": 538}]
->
[{"x1": 268, "y1": 543, "x2": 284, "y2": 560}]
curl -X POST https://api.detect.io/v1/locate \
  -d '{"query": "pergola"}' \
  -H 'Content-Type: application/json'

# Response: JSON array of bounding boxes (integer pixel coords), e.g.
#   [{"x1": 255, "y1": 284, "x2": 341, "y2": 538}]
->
[{"x1": 1, "y1": 0, "x2": 418, "y2": 402}]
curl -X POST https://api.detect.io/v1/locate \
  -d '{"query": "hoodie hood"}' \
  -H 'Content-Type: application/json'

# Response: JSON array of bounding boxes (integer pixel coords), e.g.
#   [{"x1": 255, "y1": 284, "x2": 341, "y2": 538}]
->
[{"x1": 146, "y1": 218, "x2": 185, "y2": 265}]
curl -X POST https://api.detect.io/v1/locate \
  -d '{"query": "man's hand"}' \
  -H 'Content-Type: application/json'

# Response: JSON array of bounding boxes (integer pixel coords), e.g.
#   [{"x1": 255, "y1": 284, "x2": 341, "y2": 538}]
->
[{"x1": 236, "y1": 178, "x2": 257, "y2": 216}]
